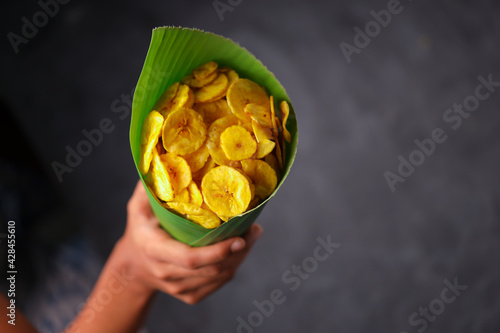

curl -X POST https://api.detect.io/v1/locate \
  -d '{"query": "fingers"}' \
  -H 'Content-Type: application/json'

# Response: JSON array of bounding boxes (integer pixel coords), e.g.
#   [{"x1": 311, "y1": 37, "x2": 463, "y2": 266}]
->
[
  {"x1": 146, "y1": 231, "x2": 246, "y2": 269},
  {"x1": 161, "y1": 273, "x2": 235, "y2": 305}
]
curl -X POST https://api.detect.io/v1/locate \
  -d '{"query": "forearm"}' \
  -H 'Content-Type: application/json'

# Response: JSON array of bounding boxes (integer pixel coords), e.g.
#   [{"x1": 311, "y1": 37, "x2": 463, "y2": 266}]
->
[{"x1": 66, "y1": 239, "x2": 155, "y2": 333}]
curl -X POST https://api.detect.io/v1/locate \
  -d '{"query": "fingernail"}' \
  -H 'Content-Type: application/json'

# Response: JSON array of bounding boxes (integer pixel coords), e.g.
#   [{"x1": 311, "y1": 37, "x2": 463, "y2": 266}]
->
[{"x1": 231, "y1": 239, "x2": 245, "y2": 252}]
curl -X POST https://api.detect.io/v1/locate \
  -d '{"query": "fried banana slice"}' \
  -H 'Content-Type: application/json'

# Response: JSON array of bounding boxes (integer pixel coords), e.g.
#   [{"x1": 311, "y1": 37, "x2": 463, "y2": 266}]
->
[
  {"x1": 149, "y1": 150, "x2": 174, "y2": 202},
  {"x1": 279, "y1": 100, "x2": 292, "y2": 143},
  {"x1": 181, "y1": 142, "x2": 210, "y2": 173},
  {"x1": 162, "y1": 108, "x2": 207, "y2": 155},
  {"x1": 241, "y1": 159, "x2": 277, "y2": 200},
  {"x1": 220, "y1": 125, "x2": 257, "y2": 161},
  {"x1": 167, "y1": 202, "x2": 221, "y2": 229},
  {"x1": 139, "y1": 110, "x2": 164, "y2": 175},
  {"x1": 206, "y1": 115, "x2": 240, "y2": 165},
  {"x1": 160, "y1": 153, "x2": 192, "y2": 194},
  {"x1": 201, "y1": 166, "x2": 252, "y2": 221},
  {"x1": 193, "y1": 99, "x2": 232, "y2": 125},
  {"x1": 245, "y1": 103, "x2": 272, "y2": 128},
  {"x1": 255, "y1": 139, "x2": 276, "y2": 159},
  {"x1": 227, "y1": 78, "x2": 269, "y2": 123},
  {"x1": 194, "y1": 73, "x2": 229, "y2": 103}
]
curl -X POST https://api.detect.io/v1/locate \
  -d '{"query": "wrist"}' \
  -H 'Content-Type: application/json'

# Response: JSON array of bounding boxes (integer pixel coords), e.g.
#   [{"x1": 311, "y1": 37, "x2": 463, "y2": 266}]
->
[{"x1": 108, "y1": 237, "x2": 156, "y2": 300}]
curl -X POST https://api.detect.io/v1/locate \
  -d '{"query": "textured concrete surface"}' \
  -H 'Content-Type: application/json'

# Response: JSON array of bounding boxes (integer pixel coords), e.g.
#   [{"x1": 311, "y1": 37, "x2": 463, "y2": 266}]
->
[{"x1": 1, "y1": 0, "x2": 500, "y2": 332}]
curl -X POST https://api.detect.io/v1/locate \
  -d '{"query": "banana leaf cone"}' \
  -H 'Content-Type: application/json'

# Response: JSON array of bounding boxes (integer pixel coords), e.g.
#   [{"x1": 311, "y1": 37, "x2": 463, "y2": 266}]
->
[{"x1": 130, "y1": 27, "x2": 298, "y2": 246}]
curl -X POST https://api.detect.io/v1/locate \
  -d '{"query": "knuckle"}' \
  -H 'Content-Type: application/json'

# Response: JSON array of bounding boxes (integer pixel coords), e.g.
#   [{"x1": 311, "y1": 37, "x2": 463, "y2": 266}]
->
[
  {"x1": 207, "y1": 263, "x2": 224, "y2": 276},
  {"x1": 183, "y1": 256, "x2": 199, "y2": 270}
]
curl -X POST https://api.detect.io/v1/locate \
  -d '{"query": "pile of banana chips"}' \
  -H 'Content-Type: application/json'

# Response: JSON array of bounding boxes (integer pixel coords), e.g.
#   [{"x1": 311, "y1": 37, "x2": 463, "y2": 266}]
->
[{"x1": 139, "y1": 61, "x2": 291, "y2": 229}]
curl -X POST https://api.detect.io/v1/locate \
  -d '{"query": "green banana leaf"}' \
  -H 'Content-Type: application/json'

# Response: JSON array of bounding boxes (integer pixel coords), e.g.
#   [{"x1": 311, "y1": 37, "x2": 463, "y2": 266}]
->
[{"x1": 130, "y1": 27, "x2": 298, "y2": 246}]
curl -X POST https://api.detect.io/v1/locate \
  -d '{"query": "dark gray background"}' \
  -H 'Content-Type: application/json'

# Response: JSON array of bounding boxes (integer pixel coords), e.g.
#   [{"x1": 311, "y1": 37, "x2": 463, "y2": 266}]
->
[{"x1": 1, "y1": 0, "x2": 499, "y2": 332}]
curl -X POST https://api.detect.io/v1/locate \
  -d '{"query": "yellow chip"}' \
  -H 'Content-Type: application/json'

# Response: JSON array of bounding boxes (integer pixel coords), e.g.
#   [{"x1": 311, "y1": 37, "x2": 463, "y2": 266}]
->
[
  {"x1": 245, "y1": 103, "x2": 272, "y2": 128},
  {"x1": 157, "y1": 84, "x2": 194, "y2": 119},
  {"x1": 255, "y1": 139, "x2": 276, "y2": 159},
  {"x1": 162, "y1": 108, "x2": 207, "y2": 155},
  {"x1": 280, "y1": 100, "x2": 292, "y2": 143},
  {"x1": 149, "y1": 151, "x2": 174, "y2": 202},
  {"x1": 264, "y1": 154, "x2": 280, "y2": 178},
  {"x1": 193, "y1": 61, "x2": 218, "y2": 80},
  {"x1": 192, "y1": 156, "x2": 216, "y2": 182},
  {"x1": 251, "y1": 120, "x2": 273, "y2": 143},
  {"x1": 194, "y1": 73, "x2": 229, "y2": 103},
  {"x1": 270, "y1": 96, "x2": 283, "y2": 170},
  {"x1": 193, "y1": 99, "x2": 232, "y2": 125},
  {"x1": 153, "y1": 82, "x2": 179, "y2": 115},
  {"x1": 181, "y1": 142, "x2": 210, "y2": 172},
  {"x1": 228, "y1": 160, "x2": 242, "y2": 170},
  {"x1": 181, "y1": 70, "x2": 218, "y2": 88},
  {"x1": 206, "y1": 115, "x2": 240, "y2": 165},
  {"x1": 201, "y1": 166, "x2": 252, "y2": 221},
  {"x1": 227, "y1": 78, "x2": 269, "y2": 123},
  {"x1": 171, "y1": 187, "x2": 190, "y2": 204},
  {"x1": 187, "y1": 181, "x2": 203, "y2": 207},
  {"x1": 139, "y1": 110, "x2": 164, "y2": 175},
  {"x1": 219, "y1": 66, "x2": 240, "y2": 86},
  {"x1": 220, "y1": 125, "x2": 257, "y2": 161},
  {"x1": 160, "y1": 153, "x2": 192, "y2": 194},
  {"x1": 167, "y1": 202, "x2": 221, "y2": 229},
  {"x1": 241, "y1": 159, "x2": 277, "y2": 200}
]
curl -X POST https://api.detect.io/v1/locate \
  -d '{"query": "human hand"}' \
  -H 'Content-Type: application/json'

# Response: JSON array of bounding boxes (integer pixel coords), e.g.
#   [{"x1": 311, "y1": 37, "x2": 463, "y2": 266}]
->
[{"x1": 116, "y1": 180, "x2": 263, "y2": 304}]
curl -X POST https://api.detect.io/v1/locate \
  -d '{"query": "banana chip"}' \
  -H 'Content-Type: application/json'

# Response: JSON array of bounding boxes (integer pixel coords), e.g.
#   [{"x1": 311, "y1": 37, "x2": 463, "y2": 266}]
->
[
  {"x1": 195, "y1": 73, "x2": 229, "y2": 103},
  {"x1": 139, "y1": 110, "x2": 164, "y2": 175},
  {"x1": 251, "y1": 120, "x2": 273, "y2": 143},
  {"x1": 241, "y1": 159, "x2": 277, "y2": 200},
  {"x1": 193, "y1": 61, "x2": 218, "y2": 79},
  {"x1": 245, "y1": 103, "x2": 272, "y2": 128},
  {"x1": 168, "y1": 202, "x2": 221, "y2": 229},
  {"x1": 193, "y1": 99, "x2": 232, "y2": 125},
  {"x1": 188, "y1": 181, "x2": 203, "y2": 207},
  {"x1": 149, "y1": 151, "x2": 174, "y2": 202},
  {"x1": 181, "y1": 142, "x2": 210, "y2": 173},
  {"x1": 192, "y1": 156, "x2": 216, "y2": 182},
  {"x1": 157, "y1": 83, "x2": 194, "y2": 118},
  {"x1": 153, "y1": 82, "x2": 179, "y2": 115},
  {"x1": 280, "y1": 100, "x2": 292, "y2": 144},
  {"x1": 255, "y1": 139, "x2": 276, "y2": 159},
  {"x1": 220, "y1": 125, "x2": 257, "y2": 161},
  {"x1": 160, "y1": 153, "x2": 192, "y2": 194},
  {"x1": 206, "y1": 115, "x2": 240, "y2": 165},
  {"x1": 162, "y1": 108, "x2": 207, "y2": 155},
  {"x1": 201, "y1": 166, "x2": 252, "y2": 221},
  {"x1": 264, "y1": 153, "x2": 280, "y2": 177},
  {"x1": 227, "y1": 79, "x2": 270, "y2": 122},
  {"x1": 269, "y1": 96, "x2": 283, "y2": 170},
  {"x1": 171, "y1": 187, "x2": 190, "y2": 204},
  {"x1": 219, "y1": 66, "x2": 239, "y2": 86},
  {"x1": 182, "y1": 70, "x2": 218, "y2": 88}
]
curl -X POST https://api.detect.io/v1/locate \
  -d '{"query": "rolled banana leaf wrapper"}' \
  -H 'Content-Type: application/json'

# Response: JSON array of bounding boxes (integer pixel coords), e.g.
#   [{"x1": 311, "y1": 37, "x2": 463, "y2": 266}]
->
[{"x1": 130, "y1": 27, "x2": 298, "y2": 246}]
